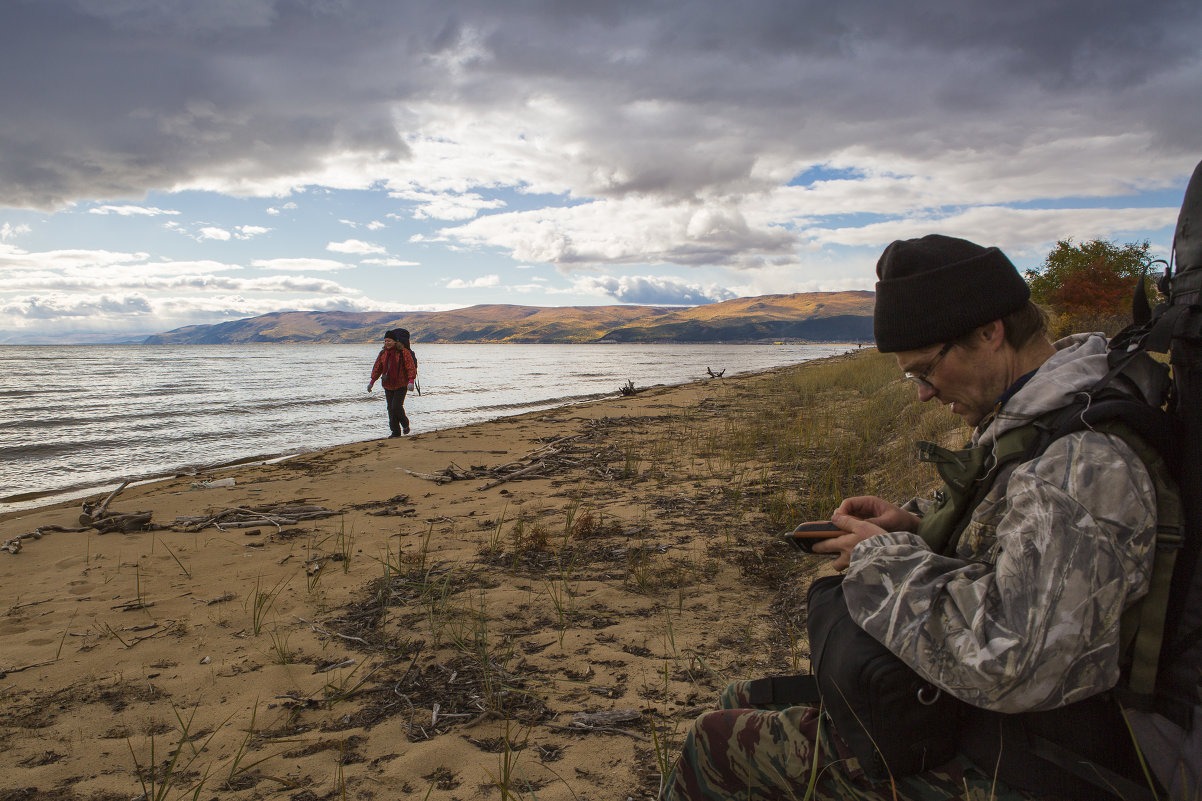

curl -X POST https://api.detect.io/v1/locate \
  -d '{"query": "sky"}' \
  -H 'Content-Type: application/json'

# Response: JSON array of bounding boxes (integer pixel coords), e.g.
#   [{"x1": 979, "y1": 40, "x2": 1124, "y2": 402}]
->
[{"x1": 1, "y1": 0, "x2": 1200, "y2": 343}]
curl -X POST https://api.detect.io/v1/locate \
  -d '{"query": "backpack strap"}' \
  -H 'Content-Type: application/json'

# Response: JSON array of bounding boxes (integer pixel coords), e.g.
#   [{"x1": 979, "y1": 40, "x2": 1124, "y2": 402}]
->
[
  {"x1": 1084, "y1": 420, "x2": 1184, "y2": 701},
  {"x1": 1024, "y1": 730, "x2": 1158, "y2": 801},
  {"x1": 745, "y1": 674, "x2": 821, "y2": 707},
  {"x1": 914, "y1": 412, "x2": 1057, "y2": 555}
]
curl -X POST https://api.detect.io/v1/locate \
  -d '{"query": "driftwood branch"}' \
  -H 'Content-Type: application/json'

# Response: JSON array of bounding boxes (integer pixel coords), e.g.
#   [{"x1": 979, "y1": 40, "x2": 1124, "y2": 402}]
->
[
  {"x1": 79, "y1": 480, "x2": 130, "y2": 525},
  {"x1": 3, "y1": 525, "x2": 89, "y2": 555},
  {"x1": 174, "y1": 503, "x2": 337, "y2": 532},
  {"x1": 401, "y1": 418, "x2": 646, "y2": 495},
  {"x1": 477, "y1": 460, "x2": 548, "y2": 491},
  {"x1": 0, "y1": 659, "x2": 58, "y2": 678}
]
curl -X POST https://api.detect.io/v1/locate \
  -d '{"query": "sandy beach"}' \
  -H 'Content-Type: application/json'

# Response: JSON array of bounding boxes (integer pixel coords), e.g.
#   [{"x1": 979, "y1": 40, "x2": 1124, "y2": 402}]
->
[{"x1": 0, "y1": 350, "x2": 952, "y2": 801}]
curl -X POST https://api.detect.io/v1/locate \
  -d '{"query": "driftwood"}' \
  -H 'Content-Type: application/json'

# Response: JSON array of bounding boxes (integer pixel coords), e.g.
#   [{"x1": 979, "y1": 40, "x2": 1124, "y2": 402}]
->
[
  {"x1": 80, "y1": 480, "x2": 129, "y2": 525},
  {"x1": 0, "y1": 659, "x2": 58, "y2": 679},
  {"x1": 2, "y1": 524, "x2": 90, "y2": 554},
  {"x1": 572, "y1": 709, "x2": 641, "y2": 726},
  {"x1": 92, "y1": 512, "x2": 154, "y2": 534},
  {"x1": 543, "y1": 708, "x2": 649, "y2": 741},
  {"x1": 706, "y1": 367, "x2": 726, "y2": 378},
  {"x1": 401, "y1": 419, "x2": 645, "y2": 493},
  {"x1": 68, "y1": 482, "x2": 162, "y2": 535},
  {"x1": 3, "y1": 503, "x2": 154, "y2": 552},
  {"x1": 618, "y1": 379, "x2": 641, "y2": 395},
  {"x1": 174, "y1": 503, "x2": 337, "y2": 532},
  {"x1": 477, "y1": 460, "x2": 549, "y2": 491}
]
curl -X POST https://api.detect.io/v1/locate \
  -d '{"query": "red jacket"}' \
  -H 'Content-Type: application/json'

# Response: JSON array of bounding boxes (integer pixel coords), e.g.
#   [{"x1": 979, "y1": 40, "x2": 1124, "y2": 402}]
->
[{"x1": 370, "y1": 347, "x2": 417, "y2": 390}]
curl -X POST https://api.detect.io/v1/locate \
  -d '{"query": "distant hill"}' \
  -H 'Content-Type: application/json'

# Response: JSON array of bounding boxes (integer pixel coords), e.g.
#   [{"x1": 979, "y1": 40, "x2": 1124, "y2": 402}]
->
[{"x1": 142, "y1": 291, "x2": 875, "y2": 344}]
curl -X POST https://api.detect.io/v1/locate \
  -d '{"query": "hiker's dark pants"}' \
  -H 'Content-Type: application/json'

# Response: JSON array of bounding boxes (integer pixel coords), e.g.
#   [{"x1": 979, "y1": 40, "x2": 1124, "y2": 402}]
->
[{"x1": 385, "y1": 387, "x2": 409, "y2": 435}]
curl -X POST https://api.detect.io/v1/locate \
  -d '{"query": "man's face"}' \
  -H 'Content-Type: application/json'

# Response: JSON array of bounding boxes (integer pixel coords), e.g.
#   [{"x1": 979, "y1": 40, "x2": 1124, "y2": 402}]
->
[{"x1": 895, "y1": 338, "x2": 999, "y2": 426}]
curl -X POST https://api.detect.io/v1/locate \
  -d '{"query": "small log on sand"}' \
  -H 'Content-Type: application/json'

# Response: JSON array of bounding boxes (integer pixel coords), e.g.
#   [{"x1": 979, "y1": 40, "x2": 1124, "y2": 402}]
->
[{"x1": 92, "y1": 512, "x2": 154, "y2": 534}]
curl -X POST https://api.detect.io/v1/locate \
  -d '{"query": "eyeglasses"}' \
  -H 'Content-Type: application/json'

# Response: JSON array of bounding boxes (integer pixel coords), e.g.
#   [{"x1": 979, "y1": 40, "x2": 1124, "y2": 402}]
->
[{"x1": 903, "y1": 341, "x2": 954, "y2": 391}]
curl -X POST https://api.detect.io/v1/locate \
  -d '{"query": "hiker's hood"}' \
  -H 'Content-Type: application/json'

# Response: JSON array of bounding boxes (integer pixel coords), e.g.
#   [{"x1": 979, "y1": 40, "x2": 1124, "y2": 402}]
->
[{"x1": 978, "y1": 332, "x2": 1161, "y2": 446}]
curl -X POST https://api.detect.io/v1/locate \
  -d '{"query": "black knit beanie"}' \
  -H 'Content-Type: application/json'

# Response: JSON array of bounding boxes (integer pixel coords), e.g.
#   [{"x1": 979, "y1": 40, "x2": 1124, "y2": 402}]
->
[
  {"x1": 873, "y1": 235, "x2": 1030, "y2": 353},
  {"x1": 384, "y1": 328, "x2": 403, "y2": 341}
]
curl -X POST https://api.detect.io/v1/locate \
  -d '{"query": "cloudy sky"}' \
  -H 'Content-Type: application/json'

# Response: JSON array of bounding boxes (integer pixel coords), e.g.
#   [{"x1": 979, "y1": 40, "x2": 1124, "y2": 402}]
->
[{"x1": 1, "y1": 0, "x2": 1199, "y2": 343}]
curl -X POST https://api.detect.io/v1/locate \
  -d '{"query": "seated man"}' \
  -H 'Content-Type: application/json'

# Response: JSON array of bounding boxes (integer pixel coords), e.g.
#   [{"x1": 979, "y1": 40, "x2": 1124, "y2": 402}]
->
[{"x1": 661, "y1": 235, "x2": 1163, "y2": 800}]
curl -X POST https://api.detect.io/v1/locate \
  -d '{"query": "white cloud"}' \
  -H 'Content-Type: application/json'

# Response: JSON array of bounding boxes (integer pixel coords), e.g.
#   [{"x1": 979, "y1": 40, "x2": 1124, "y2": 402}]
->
[
  {"x1": 1, "y1": 223, "x2": 30, "y2": 241},
  {"x1": 571, "y1": 275, "x2": 736, "y2": 305},
  {"x1": 806, "y1": 206, "x2": 1179, "y2": 262},
  {"x1": 388, "y1": 188, "x2": 507, "y2": 221},
  {"x1": 236, "y1": 225, "x2": 271, "y2": 239},
  {"x1": 445, "y1": 274, "x2": 501, "y2": 289},
  {"x1": 0, "y1": 244, "x2": 153, "y2": 272},
  {"x1": 327, "y1": 238, "x2": 386, "y2": 255},
  {"x1": 87, "y1": 205, "x2": 180, "y2": 217},
  {"x1": 198, "y1": 226, "x2": 232, "y2": 241},
  {"x1": 440, "y1": 197, "x2": 797, "y2": 270},
  {"x1": 251, "y1": 258, "x2": 352, "y2": 272},
  {"x1": 2, "y1": 292, "x2": 155, "y2": 319},
  {"x1": 361, "y1": 257, "x2": 420, "y2": 267}
]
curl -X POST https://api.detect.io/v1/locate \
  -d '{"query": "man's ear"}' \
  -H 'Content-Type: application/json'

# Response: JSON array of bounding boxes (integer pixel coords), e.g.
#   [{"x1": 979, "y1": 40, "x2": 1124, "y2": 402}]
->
[{"x1": 979, "y1": 319, "x2": 1006, "y2": 351}]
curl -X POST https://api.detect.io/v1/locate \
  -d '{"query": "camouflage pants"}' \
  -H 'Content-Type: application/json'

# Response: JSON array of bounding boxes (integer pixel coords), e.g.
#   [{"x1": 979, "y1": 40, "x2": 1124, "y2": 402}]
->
[{"x1": 660, "y1": 680, "x2": 1044, "y2": 801}]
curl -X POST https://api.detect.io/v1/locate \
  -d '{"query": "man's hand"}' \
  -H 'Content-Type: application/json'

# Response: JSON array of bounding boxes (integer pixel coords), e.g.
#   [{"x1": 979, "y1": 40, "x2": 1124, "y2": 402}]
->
[
  {"x1": 811, "y1": 515, "x2": 887, "y2": 571},
  {"x1": 810, "y1": 496, "x2": 920, "y2": 571},
  {"x1": 835, "y1": 496, "x2": 920, "y2": 533},
  {"x1": 367, "y1": 382, "x2": 374, "y2": 392}
]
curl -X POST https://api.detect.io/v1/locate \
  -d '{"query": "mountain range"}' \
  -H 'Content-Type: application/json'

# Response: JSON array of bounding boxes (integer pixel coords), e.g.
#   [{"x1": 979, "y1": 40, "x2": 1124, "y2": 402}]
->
[{"x1": 142, "y1": 291, "x2": 875, "y2": 344}]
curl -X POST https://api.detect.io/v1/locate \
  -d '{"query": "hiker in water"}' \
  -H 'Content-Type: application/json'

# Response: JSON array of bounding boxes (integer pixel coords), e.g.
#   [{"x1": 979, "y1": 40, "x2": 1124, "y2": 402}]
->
[
  {"x1": 367, "y1": 328, "x2": 417, "y2": 438},
  {"x1": 663, "y1": 235, "x2": 1172, "y2": 800}
]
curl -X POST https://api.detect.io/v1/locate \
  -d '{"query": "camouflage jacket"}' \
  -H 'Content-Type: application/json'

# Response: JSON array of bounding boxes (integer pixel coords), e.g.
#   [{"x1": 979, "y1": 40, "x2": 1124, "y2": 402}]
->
[{"x1": 842, "y1": 333, "x2": 1160, "y2": 713}]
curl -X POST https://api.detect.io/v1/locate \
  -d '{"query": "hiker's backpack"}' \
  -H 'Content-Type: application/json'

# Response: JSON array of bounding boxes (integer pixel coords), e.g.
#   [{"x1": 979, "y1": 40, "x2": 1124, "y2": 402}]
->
[
  {"x1": 406, "y1": 346, "x2": 420, "y2": 394},
  {"x1": 1102, "y1": 157, "x2": 1202, "y2": 801}
]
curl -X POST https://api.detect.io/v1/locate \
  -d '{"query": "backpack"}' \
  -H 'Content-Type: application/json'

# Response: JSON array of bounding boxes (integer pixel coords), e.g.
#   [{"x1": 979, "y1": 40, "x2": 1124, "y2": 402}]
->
[
  {"x1": 406, "y1": 346, "x2": 420, "y2": 394},
  {"x1": 1101, "y1": 157, "x2": 1202, "y2": 800}
]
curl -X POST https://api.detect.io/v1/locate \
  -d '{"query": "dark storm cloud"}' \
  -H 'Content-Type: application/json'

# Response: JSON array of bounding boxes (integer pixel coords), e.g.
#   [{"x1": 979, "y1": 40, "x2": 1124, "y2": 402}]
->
[{"x1": 1, "y1": 0, "x2": 1199, "y2": 208}]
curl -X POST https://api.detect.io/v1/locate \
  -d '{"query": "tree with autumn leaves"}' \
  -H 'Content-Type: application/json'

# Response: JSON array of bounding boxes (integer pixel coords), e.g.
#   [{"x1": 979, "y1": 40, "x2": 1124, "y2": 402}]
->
[{"x1": 1025, "y1": 238, "x2": 1155, "y2": 338}]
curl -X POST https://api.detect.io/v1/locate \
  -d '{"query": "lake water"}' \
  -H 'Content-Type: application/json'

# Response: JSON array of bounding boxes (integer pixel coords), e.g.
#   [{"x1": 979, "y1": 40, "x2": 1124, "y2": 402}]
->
[{"x1": 0, "y1": 342, "x2": 854, "y2": 512}]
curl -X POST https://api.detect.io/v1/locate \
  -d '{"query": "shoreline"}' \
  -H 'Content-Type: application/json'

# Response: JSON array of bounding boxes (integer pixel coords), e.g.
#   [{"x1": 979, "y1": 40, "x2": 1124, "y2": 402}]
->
[
  {"x1": 0, "y1": 358, "x2": 835, "y2": 519},
  {"x1": 0, "y1": 389, "x2": 639, "y2": 517}
]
